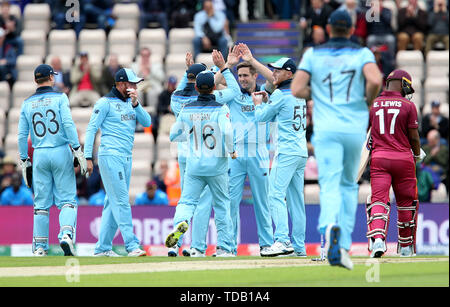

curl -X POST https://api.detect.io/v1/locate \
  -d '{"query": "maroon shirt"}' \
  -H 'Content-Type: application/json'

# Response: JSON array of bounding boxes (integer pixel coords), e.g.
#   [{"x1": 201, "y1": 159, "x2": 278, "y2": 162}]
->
[{"x1": 369, "y1": 90, "x2": 419, "y2": 160}]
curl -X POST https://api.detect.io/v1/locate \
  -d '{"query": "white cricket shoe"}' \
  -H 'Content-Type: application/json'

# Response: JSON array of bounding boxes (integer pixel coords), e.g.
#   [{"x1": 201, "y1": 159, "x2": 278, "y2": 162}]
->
[
  {"x1": 216, "y1": 247, "x2": 236, "y2": 257},
  {"x1": 370, "y1": 238, "x2": 386, "y2": 258},
  {"x1": 60, "y1": 234, "x2": 76, "y2": 256},
  {"x1": 94, "y1": 250, "x2": 121, "y2": 257},
  {"x1": 260, "y1": 241, "x2": 294, "y2": 257},
  {"x1": 190, "y1": 248, "x2": 206, "y2": 258},
  {"x1": 128, "y1": 248, "x2": 147, "y2": 257},
  {"x1": 33, "y1": 247, "x2": 47, "y2": 257},
  {"x1": 165, "y1": 221, "x2": 189, "y2": 248},
  {"x1": 400, "y1": 245, "x2": 416, "y2": 257},
  {"x1": 168, "y1": 246, "x2": 179, "y2": 257}
]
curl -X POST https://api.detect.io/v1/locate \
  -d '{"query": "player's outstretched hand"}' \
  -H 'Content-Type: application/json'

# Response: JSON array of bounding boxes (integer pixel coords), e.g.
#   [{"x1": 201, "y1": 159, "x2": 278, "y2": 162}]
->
[
  {"x1": 251, "y1": 91, "x2": 268, "y2": 105},
  {"x1": 212, "y1": 49, "x2": 226, "y2": 70},
  {"x1": 19, "y1": 158, "x2": 33, "y2": 188},
  {"x1": 186, "y1": 52, "x2": 194, "y2": 68},
  {"x1": 226, "y1": 45, "x2": 241, "y2": 67},
  {"x1": 230, "y1": 151, "x2": 238, "y2": 159},
  {"x1": 238, "y1": 43, "x2": 253, "y2": 62},
  {"x1": 86, "y1": 159, "x2": 94, "y2": 178}
]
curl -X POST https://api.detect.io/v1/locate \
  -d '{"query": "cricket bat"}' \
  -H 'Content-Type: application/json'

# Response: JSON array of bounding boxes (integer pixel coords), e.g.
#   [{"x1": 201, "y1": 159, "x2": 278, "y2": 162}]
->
[{"x1": 356, "y1": 128, "x2": 372, "y2": 182}]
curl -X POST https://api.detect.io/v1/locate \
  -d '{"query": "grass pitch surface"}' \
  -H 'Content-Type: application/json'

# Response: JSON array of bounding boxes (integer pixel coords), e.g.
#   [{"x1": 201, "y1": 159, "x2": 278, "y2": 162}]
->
[{"x1": 0, "y1": 256, "x2": 447, "y2": 287}]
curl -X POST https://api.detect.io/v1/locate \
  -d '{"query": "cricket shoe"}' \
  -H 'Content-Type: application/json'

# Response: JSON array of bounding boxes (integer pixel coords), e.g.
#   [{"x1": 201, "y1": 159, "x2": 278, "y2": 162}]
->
[
  {"x1": 370, "y1": 238, "x2": 386, "y2": 258},
  {"x1": 60, "y1": 234, "x2": 76, "y2": 256},
  {"x1": 128, "y1": 248, "x2": 147, "y2": 257},
  {"x1": 190, "y1": 248, "x2": 206, "y2": 258},
  {"x1": 168, "y1": 246, "x2": 179, "y2": 257},
  {"x1": 400, "y1": 245, "x2": 416, "y2": 257},
  {"x1": 165, "y1": 221, "x2": 189, "y2": 248},
  {"x1": 182, "y1": 248, "x2": 191, "y2": 257},
  {"x1": 294, "y1": 251, "x2": 307, "y2": 257},
  {"x1": 325, "y1": 224, "x2": 353, "y2": 270},
  {"x1": 94, "y1": 250, "x2": 121, "y2": 257},
  {"x1": 33, "y1": 247, "x2": 47, "y2": 257},
  {"x1": 260, "y1": 241, "x2": 294, "y2": 257},
  {"x1": 216, "y1": 247, "x2": 236, "y2": 257}
]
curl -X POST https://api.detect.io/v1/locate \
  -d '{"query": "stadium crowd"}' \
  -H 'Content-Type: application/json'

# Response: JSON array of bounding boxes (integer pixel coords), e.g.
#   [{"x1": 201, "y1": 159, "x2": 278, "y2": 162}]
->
[{"x1": 0, "y1": 0, "x2": 449, "y2": 206}]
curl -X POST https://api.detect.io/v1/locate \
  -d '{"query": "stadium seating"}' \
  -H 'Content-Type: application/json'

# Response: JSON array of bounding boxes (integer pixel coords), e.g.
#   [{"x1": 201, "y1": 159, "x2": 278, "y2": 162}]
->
[
  {"x1": 48, "y1": 30, "x2": 77, "y2": 61},
  {"x1": 168, "y1": 28, "x2": 195, "y2": 54},
  {"x1": 426, "y1": 51, "x2": 449, "y2": 78},
  {"x1": 11, "y1": 81, "x2": 36, "y2": 109},
  {"x1": 6, "y1": 108, "x2": 20, "y2": 136},
  {"x1": 138, "y1": 28, "x2": 167, "y2": 58},
  {"x1": 112, "y1": 2, "x2": 140, "y2": 33},
  {"x1": 22, "y1": 3, "x2": 51, "y2": 33},
  {"x1": 44, "y1": 54, "x2": 74, "y2": 71},
  {"x1": 21, "y1": 30, "x2": 47, "y2": 59},
  {"x1": 16, "y1": 55, "x2": 42, "y2": 82},
  {"x1": 195, "y1": 53, "x2": 214, "y2": 68},
  {"x1": 396, "y1": 50, "x2": 424, "y2": 82},
  {"x1": 107, "y1": 29, "x2": 137, "y2": 61},
  {"x1": 78, "y1": 29, "x2": 107, "y2": 59},
  {"x1": 0, "y1": 81, "x2": 10, "y2": 113}
]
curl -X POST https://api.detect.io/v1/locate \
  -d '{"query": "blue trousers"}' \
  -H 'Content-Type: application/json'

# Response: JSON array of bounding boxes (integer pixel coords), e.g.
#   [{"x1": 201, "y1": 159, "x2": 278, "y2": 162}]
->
[
  {"x1": 32, "y1": 145, "x2": 78, "y2": 252},
  {"x1": 229, "y1": 154, "x2": 273, "y2": 254},
  {"x1": 94, "y1": 155, "x2": 140, "y2": 254},
  {"x1": 173, "y1": 172, "x2": 233, "y2": 252},
  {"x1": 312, "y1": 131, "x2": 366, "y2": 251},
  {"x1": 268, "y1": 153, "x2": 307, "y2": 253}
]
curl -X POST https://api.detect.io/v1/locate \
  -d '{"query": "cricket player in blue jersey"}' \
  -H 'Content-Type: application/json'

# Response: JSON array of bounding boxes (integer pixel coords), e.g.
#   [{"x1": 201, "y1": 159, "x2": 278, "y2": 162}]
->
[
  {"x1": 84, "y1": 68, "x2": 152, "y2": 257},
  {"x1": 168, "y1": 49, "x2": 241, "y2": 257},
  {"x1": 17, "y1": 64, "x2": 87, "y2": 256},
  {"x1": 252, "y1": 58, "x2": 308, "y2": 257},
  {"x1": 166, "y1": 56, "x2": 237, "y2": 257},
  {"x1": 291, "y1": 10, "x2": 383, "y2": 269}
]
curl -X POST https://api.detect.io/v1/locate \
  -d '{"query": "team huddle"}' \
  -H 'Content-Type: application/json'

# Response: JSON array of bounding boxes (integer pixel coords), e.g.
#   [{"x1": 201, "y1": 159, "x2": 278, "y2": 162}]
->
[{"x1": 17, "y1": 10, "x2": 427, "y2": 270}]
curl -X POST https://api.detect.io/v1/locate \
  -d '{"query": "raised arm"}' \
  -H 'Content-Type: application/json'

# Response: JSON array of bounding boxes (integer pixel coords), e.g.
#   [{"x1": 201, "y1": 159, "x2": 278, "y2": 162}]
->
[
  {"x1": 362, "y1": 62, "x2": 383, "y2": 107},
  {"x1": 238, "y1": 43, "x2": 275, "y2": 92}
]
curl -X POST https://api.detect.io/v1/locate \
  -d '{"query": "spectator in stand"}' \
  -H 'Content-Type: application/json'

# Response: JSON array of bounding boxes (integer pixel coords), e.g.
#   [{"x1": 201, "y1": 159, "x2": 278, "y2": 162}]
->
[
  {"x1": 305, "y1": 26, "x2": 327, "y2": 48},
  {"x1": 69, "y1": 52, "x2": 102, "y2": 107},
  {"x1": 0, "y1": 156, "x2": 16, "y2": 195},
  {"x1": 0, "y1": 172, "x2": 33, "y2": 205},
  {"x1": 299, "y1": 0, "x2": 334, "y2": 44},
  {"x1": 151, "y1": 76, "x2": 177, "y2": 142},
  {"x1": 134, "y1": 179, "x2": 169, "y2": 205},
  {"x1": 416, "y1": 161, "x2": 436, "y2": 202},
  {"x1": 366, "y1": 0, "x2": 396, "y2": 57},
  {"x1": 153, "y1": 159, "x2": 169, "y2": 193},
  {"x1": 423, "y1": 129, "x2": 449, "y2": 192},
  {"x1": 0, "y1": 1, "x2": 23, "y2": 55},
  {"x1": 169, "y1": 0, "x2": 196, "y2": 28},
  {"x1": 100, "y1": 53, "x2": 122, "y2": 96},
  {"x1": 425, "y1": 0, "x2": 448, "y2": 54},
  {"x1": 131, "y1": 47, "x2": 165, "y2": 108},
  {"x1": 338, "y1": 0, "x2": 367, "y2": 44},
  {"x1": 50, "y1": 55, "x2": 71, "y2": 95},
  {"x1": 371, "y1": 45, "x2": 396, "y2": 81},
  {"x1": 397, "y1": 0, "x2": 428, "y2": 51},
  {"x1": 421, "y1": 100, "x2": 449, "y2": 141},
  {"x1": 0, "y1": 148, "x2": 4, "y2": 159},
  {"x1": 0, "y1": 27, "x2": 17, "y2": 84},
  {"x1": 45, "y1": 0, "x2": 85, "y2": 37},
  {"x1": 193, "y1": 0, "x2": 229, "y2": 59},
  {"x1": 88, "y1": 181, "x2": 106, "y2": 206},
  {"x1": 139, "y1": 0, "x2": 169, "y2": 37},
  {"x1": 83, "y1": 0, "x2": 115, "y2": 31}
]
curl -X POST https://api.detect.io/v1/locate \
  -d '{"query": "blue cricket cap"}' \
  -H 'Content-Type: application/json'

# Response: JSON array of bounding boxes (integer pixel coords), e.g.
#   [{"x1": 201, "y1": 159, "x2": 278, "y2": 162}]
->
[
  {"x1": 196, "y1": 71, "x2": 215, "y2": 90},
  {"x1": 328, "y1": 9, "x2": 352, "y2": 28},
  {"x1": 34, "y1": 64, "x2": 58, "y2": 79},
  {"x1": 186, "y1": 63, "x2": 207, "y2": 79},
  {"x1": 268, "y1": 57, "x2": 297, "y2": 74},
  {"x1": 115, "y1": 68, "x2": 143, "y2": 83}
]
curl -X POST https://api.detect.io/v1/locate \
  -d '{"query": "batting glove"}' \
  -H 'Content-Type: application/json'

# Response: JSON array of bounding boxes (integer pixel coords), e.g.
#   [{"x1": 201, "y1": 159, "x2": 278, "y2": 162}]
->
[
  {"x1": 72, "y1": 147, "x2": 88, "y2": 177},
  {"x1": 19, "y1": 158, "x2": 33, "y2": 188},
  {"x1": 414, "y1": 148, "x2": 427, "y2": 162}
]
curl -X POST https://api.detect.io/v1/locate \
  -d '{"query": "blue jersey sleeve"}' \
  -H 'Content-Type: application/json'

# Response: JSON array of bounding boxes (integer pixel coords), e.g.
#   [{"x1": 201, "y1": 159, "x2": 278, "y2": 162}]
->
[
  {"x1": 360, "y1": 47, "x2": 376, "y2": 66},
  {"x1": 297, "y1": 47, "x2": 313, "y2": 74},
  {"x1": 84, "y1": 99, "x2": 109, "y2": 159},
  {"x1": 255, "y1": 91, "x2": 283, "y2": 122},
  {"x1": 59, "y1": 94, "x2": 81, "y2": 149},
  {"x1": 169, "y1": 111, "x2": 187, "y2": 142},
  {"x1": 18, "y1": 107, "x2": 30, "y2": 160},
  {"x1": 218, "y1": 105, "x2": 234, "y2": 153},
  {"x1": 214, "y1": 68, "x2": 240, "y2": 104},
  {"x1": 134, "y1": 104, "x2": 152, "y2": 127}
]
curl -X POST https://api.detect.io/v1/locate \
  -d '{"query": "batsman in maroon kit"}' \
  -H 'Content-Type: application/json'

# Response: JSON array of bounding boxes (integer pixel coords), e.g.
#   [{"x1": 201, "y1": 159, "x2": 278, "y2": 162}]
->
[{"x1": 366, "y1": 69, "x2": 426, "y2": 258}]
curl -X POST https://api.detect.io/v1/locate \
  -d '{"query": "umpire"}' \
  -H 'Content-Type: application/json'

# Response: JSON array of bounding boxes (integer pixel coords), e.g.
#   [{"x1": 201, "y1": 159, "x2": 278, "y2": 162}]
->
[{"x1": 84, "y1": 68, "x2": 151, "y2": 257}]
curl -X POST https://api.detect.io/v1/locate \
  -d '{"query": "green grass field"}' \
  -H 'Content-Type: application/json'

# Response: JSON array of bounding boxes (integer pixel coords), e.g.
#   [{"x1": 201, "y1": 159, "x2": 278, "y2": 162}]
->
[{"x1": 0, "y1": 256, "x2": 448, "y2": 287}]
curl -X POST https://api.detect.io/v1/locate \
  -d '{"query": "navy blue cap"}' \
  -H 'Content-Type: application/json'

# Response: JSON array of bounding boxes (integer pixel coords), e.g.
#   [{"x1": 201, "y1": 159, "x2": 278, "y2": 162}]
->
[
  {"x1": 186, "y1": 63, "x2": 207, "y2": 79},
  {"x1": 115, "y1": 68, "x2": 143, "y2": 83},
  {"x1": 196, "y1": 71, "x2": 215, "y2": 90},
  {"x1": 34, "y1": 64, "x2": 58, "y2": 79},
  {"x1": 328, "y1": 9, "x2": 352, "y2": 28},
  {"x1": 268, "y1": 57, "x2": 297, "y2": 74}
]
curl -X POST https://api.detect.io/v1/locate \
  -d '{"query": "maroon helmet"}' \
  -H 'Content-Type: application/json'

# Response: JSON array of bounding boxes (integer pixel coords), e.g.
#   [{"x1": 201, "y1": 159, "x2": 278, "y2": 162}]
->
[{"x1": 386, "y1": 69, "x2": 415, "y2": 96}]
